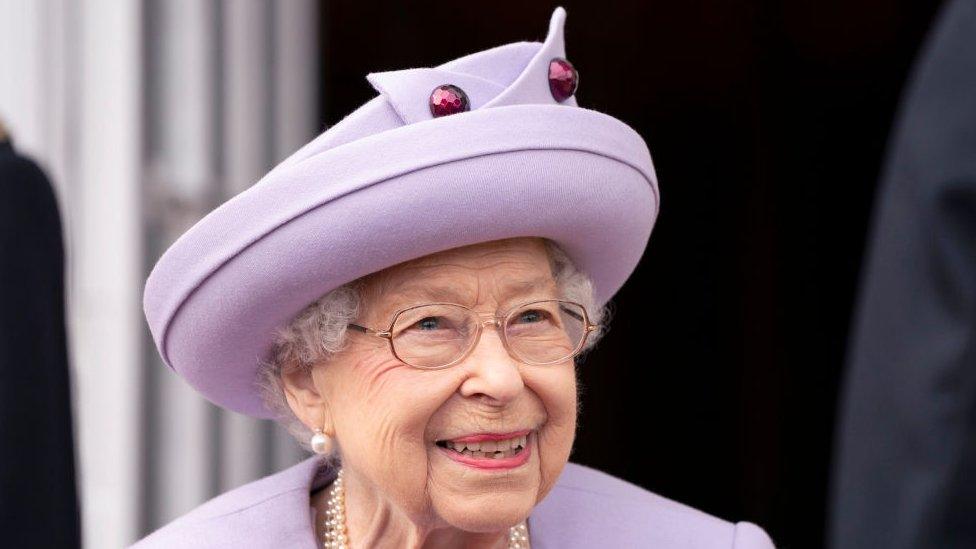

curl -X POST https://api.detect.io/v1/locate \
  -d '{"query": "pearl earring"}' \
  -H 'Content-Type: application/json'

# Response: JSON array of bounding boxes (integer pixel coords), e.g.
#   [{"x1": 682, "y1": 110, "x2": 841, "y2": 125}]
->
[{"x1": 310, "y1": 427, "x2": 334, "y2": 455}]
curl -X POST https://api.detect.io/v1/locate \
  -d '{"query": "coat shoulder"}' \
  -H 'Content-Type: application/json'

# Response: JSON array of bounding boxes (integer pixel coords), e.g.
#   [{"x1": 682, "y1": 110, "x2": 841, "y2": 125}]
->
[
  {"x1": 530, "y1": 462, "x2": 775, "y2": 549},
  {"x1": 128, "y1": 456, "x2": 325, "y2": 549}
]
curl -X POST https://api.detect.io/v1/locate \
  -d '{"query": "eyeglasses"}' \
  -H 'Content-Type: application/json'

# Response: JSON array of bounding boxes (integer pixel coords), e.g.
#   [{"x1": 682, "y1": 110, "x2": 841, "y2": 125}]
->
[{"x1": 347, "y1": 299, "x2": 598, "y2": 370}]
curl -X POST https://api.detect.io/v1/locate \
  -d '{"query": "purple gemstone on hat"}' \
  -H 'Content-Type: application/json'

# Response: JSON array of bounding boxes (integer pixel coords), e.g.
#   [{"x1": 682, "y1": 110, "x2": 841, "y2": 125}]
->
[
  {"x1": 429, "y1": 84, "x2": 470, "y2": 118},
  {"x1": 548, "y1": 58, "x2": 578, "y2": 102}
]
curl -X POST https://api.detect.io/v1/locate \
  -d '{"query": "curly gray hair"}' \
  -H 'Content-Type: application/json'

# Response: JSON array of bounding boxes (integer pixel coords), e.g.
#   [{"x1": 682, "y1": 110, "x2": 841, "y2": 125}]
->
[{"x1": 256, "y1": 238, "x2": 612, "y2": 454}]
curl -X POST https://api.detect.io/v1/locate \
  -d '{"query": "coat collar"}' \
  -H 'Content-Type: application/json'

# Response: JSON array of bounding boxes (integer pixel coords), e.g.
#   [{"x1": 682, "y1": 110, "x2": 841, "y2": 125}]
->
[{"x1": 273, "y1": 454, "x2": 555, "y2": 547}]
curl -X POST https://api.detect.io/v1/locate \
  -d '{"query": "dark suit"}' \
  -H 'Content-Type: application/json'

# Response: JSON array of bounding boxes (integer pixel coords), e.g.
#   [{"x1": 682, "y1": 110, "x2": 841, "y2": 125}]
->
[
  {"x1": 0, "y1": 136, "x2": 81, "y2": 548},
  {"x1": 829, "y1": 1, "x2": 976, "y2": 547}
]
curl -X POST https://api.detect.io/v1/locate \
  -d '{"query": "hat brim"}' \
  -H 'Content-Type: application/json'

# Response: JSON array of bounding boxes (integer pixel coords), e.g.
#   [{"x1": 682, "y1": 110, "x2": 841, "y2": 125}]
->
[{"x1": 144, "y1": 103, "x2": 659, "y2": 418}]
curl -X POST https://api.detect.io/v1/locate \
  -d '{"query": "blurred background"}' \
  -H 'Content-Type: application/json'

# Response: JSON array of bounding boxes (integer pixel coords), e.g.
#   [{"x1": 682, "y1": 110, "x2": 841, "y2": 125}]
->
[{"x1": 0, "y1": 1, "x2": 964, "y2": 548}]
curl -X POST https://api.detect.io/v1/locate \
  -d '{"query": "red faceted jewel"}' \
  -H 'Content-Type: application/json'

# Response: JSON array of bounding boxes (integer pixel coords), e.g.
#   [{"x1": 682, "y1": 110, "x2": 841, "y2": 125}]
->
[
  {"x1": 548, "y1": 58, "x2": 578, "y2": 102},
  {"x1": 429, "y1": 84, "x2": 470, "y2": 118}
]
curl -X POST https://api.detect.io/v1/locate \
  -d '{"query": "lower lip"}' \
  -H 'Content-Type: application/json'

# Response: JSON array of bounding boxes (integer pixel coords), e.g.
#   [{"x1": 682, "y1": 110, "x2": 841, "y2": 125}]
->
[{"x1": 437, "y1": 434, "x2": 533, "y2": 470}]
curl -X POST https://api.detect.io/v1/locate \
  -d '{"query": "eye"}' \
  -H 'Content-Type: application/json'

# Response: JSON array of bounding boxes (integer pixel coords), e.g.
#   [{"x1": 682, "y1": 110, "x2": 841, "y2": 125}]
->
[
  {"x1": 414, "y1": 316, "x2": 443, "y2": 331},
  {"x1": 514, "y1": 309, "x2": 550, "y2": 324}
]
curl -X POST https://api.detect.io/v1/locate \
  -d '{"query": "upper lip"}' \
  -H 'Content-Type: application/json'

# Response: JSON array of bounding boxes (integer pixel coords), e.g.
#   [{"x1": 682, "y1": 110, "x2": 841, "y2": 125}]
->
[{"x1": 438, "y1": 429, "x2": 533, "y2": 444}]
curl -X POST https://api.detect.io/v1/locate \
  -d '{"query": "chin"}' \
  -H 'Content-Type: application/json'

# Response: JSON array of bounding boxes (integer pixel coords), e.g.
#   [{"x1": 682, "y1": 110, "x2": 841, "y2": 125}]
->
[{"x1": 434, "y1": 491, "x2": 537, "y2": 533}]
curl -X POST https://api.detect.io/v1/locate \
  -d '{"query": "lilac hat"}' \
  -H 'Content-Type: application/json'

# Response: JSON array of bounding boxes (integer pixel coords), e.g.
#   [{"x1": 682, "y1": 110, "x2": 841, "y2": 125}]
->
[{"x1": 143, "y1": 6, "x2": 659, "y2": 418}]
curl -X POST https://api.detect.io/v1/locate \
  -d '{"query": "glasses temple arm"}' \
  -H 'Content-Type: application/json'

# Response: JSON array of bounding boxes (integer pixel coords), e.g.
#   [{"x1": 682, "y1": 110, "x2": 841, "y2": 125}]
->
[
  {"x1": 559, "y1": 305, "x2": 585, "y2": 322},
  {"x1": 559, "y1": 304, "x2": 599, "y2": 332},
  {"x1": 347, "y1": 323, "x2": 392, "y2": 338}
]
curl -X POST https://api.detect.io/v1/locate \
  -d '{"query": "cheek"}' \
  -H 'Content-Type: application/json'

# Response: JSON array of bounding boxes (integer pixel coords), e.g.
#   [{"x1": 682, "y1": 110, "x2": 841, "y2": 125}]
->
[
  {"x1": 327, "y1": 353, "x2": 460, "y2": 514},
  {"x1": 526, "y1": 363, "x2": 577, "y2": 497}
]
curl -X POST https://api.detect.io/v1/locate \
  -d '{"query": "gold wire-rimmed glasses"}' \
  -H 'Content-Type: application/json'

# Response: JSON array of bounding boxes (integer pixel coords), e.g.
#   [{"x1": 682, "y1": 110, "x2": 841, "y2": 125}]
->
[{"x1": 347, "y1": 299, "x2": 599, "y2": 370}]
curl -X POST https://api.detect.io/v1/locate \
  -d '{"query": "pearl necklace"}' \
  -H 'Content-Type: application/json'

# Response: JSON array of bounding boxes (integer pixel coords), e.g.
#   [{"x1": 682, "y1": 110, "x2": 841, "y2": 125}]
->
[{"x1": 319, "y1": 468, "x2": 530, "y2": 549}]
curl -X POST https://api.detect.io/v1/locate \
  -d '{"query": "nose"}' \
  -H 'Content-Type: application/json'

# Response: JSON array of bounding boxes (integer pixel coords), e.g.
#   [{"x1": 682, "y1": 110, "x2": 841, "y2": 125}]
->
[{"x1": 457, "y1": 318, "x2": 524, "y2": 404}]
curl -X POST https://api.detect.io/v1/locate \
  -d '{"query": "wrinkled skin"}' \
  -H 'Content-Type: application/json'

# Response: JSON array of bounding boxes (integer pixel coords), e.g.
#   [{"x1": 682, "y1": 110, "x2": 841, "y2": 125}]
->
[{"x1": 282, "y1": 237, "x2": 578, "y2": 548}]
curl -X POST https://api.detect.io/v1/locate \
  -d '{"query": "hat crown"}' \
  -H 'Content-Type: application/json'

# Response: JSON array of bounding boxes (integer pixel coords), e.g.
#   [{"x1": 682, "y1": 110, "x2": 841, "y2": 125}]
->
[{"x1": 365, "y1": 6, "x2": 576, "y2": 126}]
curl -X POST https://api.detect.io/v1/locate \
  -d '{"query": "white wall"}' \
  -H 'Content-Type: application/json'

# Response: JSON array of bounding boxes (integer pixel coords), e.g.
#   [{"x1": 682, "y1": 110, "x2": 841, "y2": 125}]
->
[{"x1": 0, "y1": 0, "x2": 318, "y2": 546}]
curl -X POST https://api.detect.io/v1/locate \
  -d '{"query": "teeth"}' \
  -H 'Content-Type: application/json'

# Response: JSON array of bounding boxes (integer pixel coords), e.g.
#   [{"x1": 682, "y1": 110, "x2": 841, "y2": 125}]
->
[{"x1": 444, "y1": 433, "x2": 530, "y2": 457}]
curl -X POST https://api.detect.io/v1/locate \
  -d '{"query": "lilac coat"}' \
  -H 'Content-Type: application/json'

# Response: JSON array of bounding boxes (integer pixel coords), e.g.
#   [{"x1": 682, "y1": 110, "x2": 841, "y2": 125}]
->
[{"x1": 130, "y1": 455, "x2": 775, "y2": 548}]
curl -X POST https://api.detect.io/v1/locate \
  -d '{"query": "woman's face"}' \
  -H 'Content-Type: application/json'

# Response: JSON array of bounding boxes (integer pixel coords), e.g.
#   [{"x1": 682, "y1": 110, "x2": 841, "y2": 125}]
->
[{"x1": 308, "y1": 237, "x2": 578, "y2": 532}]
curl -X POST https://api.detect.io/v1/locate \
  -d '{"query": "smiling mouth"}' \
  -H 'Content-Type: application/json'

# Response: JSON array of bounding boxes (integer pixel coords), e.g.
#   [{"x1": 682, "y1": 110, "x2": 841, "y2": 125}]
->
[{"x1": 435, "y1": 433, "x2": 529, "y2": 460}]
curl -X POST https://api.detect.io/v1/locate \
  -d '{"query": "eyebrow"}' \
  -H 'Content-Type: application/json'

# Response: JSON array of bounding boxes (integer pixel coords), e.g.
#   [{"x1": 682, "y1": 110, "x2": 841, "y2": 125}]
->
[{"x1": 384, "y1": 275, "x2": 558, "y2": 316}]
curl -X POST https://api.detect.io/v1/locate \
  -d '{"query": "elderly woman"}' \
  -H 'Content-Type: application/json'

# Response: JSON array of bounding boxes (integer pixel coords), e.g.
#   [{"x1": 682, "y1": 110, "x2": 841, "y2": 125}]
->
[{"x1": 136, "y1": 7, "x2": 774, "y2": 549}]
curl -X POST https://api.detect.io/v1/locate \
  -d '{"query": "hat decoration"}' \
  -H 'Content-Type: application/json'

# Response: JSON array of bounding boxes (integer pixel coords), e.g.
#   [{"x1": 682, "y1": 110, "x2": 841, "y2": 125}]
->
[
  {"x1": 548, "y1": 57, "x2": 578, "y2": 102},
  {"x1": 362, "y1": 6, "x2": 579, "y2": 127},
  {"x1": 429, "y1": 54, "x2": 578, "y2": 117},
  {"x1": 143, "y1": 6, "x2": 659, "y2": 418},
  {"x1": 429, "y1": 84, "x2": 470, "y2": 117}
]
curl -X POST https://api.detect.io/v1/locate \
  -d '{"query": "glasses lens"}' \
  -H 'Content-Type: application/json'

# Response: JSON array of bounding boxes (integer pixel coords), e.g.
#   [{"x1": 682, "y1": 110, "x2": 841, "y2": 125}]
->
[
  {"x1": 391, "y1": 304, "x2": 476, "y2": 368},
  {"x1": 505, "y1": 300, "x2": 587, "y2": 364}
]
